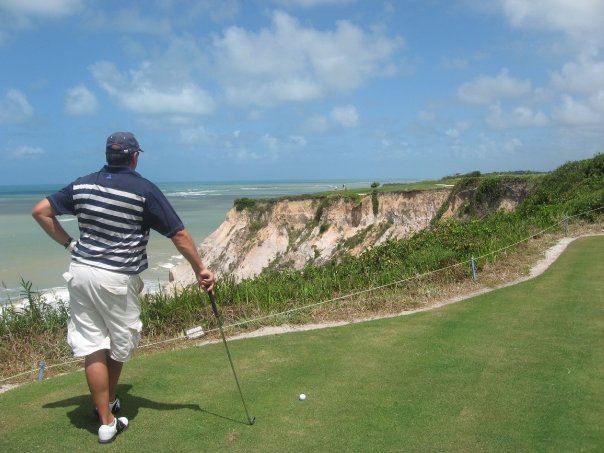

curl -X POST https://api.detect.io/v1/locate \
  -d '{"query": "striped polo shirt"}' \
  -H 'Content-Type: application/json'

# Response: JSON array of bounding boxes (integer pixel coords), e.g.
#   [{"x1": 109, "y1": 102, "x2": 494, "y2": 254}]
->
[{"x1": 48, "y1": 166, "x2": 184, "y2": 274}]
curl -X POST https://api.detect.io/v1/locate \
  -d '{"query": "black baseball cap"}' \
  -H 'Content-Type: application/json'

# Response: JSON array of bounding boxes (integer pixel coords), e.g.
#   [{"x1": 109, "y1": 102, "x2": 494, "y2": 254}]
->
[{"x1": 106, "y1": 131, "x2": 144, "y2": 154}]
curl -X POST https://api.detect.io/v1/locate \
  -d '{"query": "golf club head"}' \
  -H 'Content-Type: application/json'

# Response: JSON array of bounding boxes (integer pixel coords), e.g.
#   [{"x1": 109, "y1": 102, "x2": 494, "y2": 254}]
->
[{"x1": 249, "y1": 416, "x2": 256, "y2": 425}]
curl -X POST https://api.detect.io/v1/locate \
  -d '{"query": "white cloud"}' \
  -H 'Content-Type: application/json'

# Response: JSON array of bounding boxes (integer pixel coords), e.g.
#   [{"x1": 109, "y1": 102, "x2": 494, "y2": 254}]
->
[
  {"x1": 179, "y1": 126, "x2": 217, "y2": 145},
  {"x1": 227, "y1": 148, "x2": 263, "y2": 161},
  {"x1": 469, "y1": 133, "x2": 523, "y2": 160},
  {"x1": 0, "y1": 0, "x2": 83, "y2": 46},
  {"x1": 262, "y1": 133, "x2": 280, "y2": 150},
  {"x1": 10, "y1": 145, "x2": 44, "y2": 158},
  {"x1": 331, "y1": 105, "x2": 359, "y2": 127},
  {"x1": 90, "y1": 61, "x2": 215, "y2": 115},
  {"x1": 499, "y1": 0, "x2": 604, "y2": 48},
  {"x1": 212, "y1": 10, "x2": 403, "y2": 105},
  {"x1": 549, "y1": 53, "x2": 604, "y2": 128},
  {"x1": 261, "y1": 133, "x2": 307, "y2": 151},
  {"x1": 64, "y1": 85, "x2": 98, "y2": 115},
  {"x1": 591, "y1": 89, "x2": 604, "y2": 113},
  {"x1": 446, "y1": 128, "x2": 459, "y2": 138},
  {"x1": 551, "y1": 54, "x2": 604, "y2": 94},
  {"x1": 504, "y1": 138, "x2": 522, "y2": 153},
  {"x1": 0, "y1": 89, "x2": 33, "y2": 123},
  {"x1": 445, "y1": 122, "x2": 471, "y2": 138},
  {"x1": 0, "y1": 0, "x2": 83, "y2": 17},
  {"x1": 305, "y1": 114, "x2": 330, "y2": 132},
  {"x1": 486, "y1": 103, "x2": 548, "y2": 129},
  {"x1": 554, "y1": 94, "x2": 603, "y2": 126},
  {"x1": 458, "y1": 69, "x2": 532, "y2": 104}
]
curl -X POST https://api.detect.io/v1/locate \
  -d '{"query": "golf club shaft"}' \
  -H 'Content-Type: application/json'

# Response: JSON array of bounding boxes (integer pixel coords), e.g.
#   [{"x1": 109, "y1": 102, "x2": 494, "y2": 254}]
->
[{"x1": 208, "y1": 291, "x2": 255, "y2": 425}]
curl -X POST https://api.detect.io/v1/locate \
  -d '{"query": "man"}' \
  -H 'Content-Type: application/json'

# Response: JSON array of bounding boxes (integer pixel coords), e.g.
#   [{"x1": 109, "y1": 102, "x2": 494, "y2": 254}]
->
[{"x1": 32, "y1": 132, "x2": 214, "y2": 444}]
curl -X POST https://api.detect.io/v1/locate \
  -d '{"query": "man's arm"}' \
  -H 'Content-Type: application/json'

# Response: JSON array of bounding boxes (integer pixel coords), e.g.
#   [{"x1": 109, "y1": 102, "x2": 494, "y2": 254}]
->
[
  {"x1": 170, "y1": 228, "x2": 215, "y2": 292},
  {"x1": 32, "y1": 198, "x2": 73, "y2": 248}
]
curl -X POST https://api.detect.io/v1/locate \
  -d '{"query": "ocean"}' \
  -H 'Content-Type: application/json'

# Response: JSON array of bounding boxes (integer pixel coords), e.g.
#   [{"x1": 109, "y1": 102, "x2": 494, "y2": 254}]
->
[{"x1": 0, "y1": 179, "x2": 370, "y2": 306}]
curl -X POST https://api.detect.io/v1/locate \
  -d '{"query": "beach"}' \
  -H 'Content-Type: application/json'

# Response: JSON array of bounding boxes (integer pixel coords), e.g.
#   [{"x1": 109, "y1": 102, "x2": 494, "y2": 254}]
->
[{"x1": 1, "y1": 180, "x2": 371, "y2": 305}]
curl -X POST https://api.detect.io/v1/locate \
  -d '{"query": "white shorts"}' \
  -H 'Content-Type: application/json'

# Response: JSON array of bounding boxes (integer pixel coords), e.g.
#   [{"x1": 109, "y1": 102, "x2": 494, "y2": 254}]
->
[{"x1": 63, "y1": 262, "x2": 144, "y2": 362}]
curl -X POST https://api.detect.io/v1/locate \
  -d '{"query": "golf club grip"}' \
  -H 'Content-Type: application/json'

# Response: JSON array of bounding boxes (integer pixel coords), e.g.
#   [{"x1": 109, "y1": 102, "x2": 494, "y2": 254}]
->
[{"x1": 208, "y1": 291, "x2": 220, "y2": 319}]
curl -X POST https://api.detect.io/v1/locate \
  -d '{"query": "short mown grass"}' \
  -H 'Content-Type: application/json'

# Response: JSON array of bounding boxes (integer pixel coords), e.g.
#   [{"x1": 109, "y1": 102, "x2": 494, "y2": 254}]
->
[{"x1": 1, "y1": 236, "x2": 602, "y2": 452}]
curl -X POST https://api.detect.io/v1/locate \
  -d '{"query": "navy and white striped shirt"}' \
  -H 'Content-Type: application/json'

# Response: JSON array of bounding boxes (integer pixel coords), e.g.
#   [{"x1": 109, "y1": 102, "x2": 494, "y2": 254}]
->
[{"x1": 48, "y1": 166, "x2": 184, "y2": 274}]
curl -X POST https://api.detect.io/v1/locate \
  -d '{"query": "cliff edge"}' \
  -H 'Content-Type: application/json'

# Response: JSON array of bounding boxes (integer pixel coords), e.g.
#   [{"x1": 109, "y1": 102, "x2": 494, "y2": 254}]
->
[
  {"x1": 166, "y1": 179, "x2": 529, "y2": 291},
  {"x1": 167, "y1": 189, "x2": 451, "y2": 290}
]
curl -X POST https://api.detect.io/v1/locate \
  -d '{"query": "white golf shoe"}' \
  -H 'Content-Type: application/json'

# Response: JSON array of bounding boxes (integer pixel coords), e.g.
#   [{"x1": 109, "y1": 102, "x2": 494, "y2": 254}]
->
[{"x1": 98, "y1": 416, "x2": 128, "y2": 444}]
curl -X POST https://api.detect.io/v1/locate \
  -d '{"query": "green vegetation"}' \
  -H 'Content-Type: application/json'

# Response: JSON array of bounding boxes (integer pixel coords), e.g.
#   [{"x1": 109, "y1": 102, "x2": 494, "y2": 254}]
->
[
  {"x1": 519, "y1": 153, "x2": 604, "y2": 221},
  {"x1": 248, "y1": 220, "x2": 266, "y2": 234},
  {"x1": 1, "y1": 237, "x2": 602, "y2": 451},
  {"x1": 371, "y1": 189, "x2": 379, "y2": 215},
  {"x1": 1, "y1": 155, "x2": 602, "y2": 381},
  {"x1": 432, "y1": 173, "x2": 537, "y2": 223},
  {"x1": 0, "y1": 279, "x2": 69, "y2": 338},
  {"x1": 234, "y1": 197, "x2": 257, "y2": 211},
  {"x1": 314, "y1": 198, "x2": 329, "y2": 222}
]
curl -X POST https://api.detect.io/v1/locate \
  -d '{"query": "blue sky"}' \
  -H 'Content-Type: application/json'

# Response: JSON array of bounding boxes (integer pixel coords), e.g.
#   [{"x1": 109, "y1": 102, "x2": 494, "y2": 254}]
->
[{"x1": 0, "y1": 0, "x2": 602, "y2": 185}]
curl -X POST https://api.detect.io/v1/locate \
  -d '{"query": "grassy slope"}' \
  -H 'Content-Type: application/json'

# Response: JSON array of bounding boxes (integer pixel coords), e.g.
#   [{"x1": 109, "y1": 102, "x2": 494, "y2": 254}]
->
[{"x1": 0, "y1": 236, "x2": 602, "y2": 452}]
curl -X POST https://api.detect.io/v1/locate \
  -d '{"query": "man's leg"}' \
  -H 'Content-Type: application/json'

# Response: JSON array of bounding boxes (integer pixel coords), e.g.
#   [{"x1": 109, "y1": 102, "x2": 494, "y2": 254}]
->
[
  {"x1": 106, "y1": 352, "x2": 123, "y2": 403},
  {"x1": 85, "y1": 349, "x2": 113, "y2": 426}
]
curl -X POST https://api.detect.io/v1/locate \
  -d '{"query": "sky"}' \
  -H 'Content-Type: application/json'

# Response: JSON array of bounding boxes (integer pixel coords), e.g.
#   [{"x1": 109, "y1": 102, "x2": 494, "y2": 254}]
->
[{"x1": 0, "y1": 0, "x2": 603, "y2": 185}]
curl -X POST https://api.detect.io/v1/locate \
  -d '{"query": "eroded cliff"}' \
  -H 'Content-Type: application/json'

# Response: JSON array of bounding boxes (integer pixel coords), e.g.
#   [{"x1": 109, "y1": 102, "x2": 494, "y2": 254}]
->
[{"x1": 167, "y1": 189, "x2": 451, "y2": 290}]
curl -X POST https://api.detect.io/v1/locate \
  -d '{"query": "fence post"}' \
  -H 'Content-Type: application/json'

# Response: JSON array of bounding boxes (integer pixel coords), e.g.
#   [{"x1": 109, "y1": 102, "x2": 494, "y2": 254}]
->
[
  {"x1": 471, "y1": 256, "x2": 477, "y2": 283},
  {"x1": 37, "y1": 359, "x2": 45, "y2": 381},
  {"x1": 564, "y1": 216, "x2": 569, "y2": 235}
]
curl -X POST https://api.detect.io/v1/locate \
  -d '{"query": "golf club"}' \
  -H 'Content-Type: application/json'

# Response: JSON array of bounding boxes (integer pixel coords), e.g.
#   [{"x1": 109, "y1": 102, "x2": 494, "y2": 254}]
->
[{"x1": 207, "y1": 291, "x2": 256, "y2": 426}]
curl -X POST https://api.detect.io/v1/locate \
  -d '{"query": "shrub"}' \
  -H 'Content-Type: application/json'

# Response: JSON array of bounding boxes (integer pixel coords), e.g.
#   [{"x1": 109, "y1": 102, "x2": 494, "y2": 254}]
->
[
  {"x1": 371, "y1": 190, "x2": 379, "y2": 216},
  {"x1": 234, "y1": 197, "x2": 257, "y2": 211},
  {"x1": 315, "y1": 198, "x2": 329, "y2": 222}
]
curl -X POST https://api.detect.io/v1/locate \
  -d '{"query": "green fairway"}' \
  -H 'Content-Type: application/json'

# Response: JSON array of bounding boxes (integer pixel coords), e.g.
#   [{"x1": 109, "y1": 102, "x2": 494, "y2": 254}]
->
[{"x1": 1, "y1": 236, "x2": 602, "y2": 452}]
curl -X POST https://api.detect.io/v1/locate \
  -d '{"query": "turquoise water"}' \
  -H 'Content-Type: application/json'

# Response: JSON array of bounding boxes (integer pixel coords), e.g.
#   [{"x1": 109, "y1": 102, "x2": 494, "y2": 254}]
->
[{"x1": 1, "y1": 179, "x2": 370, "y2": 304}]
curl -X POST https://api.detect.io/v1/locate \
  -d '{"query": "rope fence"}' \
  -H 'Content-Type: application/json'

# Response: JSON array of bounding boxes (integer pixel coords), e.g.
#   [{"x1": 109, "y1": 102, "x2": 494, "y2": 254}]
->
[{"x1": 2, "y1": 206, "x2": 602, "y2": 386}]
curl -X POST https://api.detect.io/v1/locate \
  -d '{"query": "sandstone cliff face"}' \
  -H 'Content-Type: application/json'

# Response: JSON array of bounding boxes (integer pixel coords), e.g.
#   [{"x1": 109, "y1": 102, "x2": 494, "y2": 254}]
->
[
  {"x1": 167, "y1": 189, "x2": 451, "y2": 290},
  {"x1": 166, "y1": 178, "x2": 533, "y2": 291}
]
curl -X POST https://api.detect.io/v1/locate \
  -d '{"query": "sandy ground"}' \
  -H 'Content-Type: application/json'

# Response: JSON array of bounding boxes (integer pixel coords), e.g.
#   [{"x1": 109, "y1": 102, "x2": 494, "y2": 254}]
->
[{"x1": 1, "y1": 234, "x2": 599, "y2": 394}]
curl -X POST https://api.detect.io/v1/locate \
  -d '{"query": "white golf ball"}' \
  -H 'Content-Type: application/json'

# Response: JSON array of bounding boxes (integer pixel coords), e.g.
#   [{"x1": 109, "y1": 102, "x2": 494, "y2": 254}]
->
[{"x1": 299, "y1": 393, "x2": 306, "y2": 401}]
